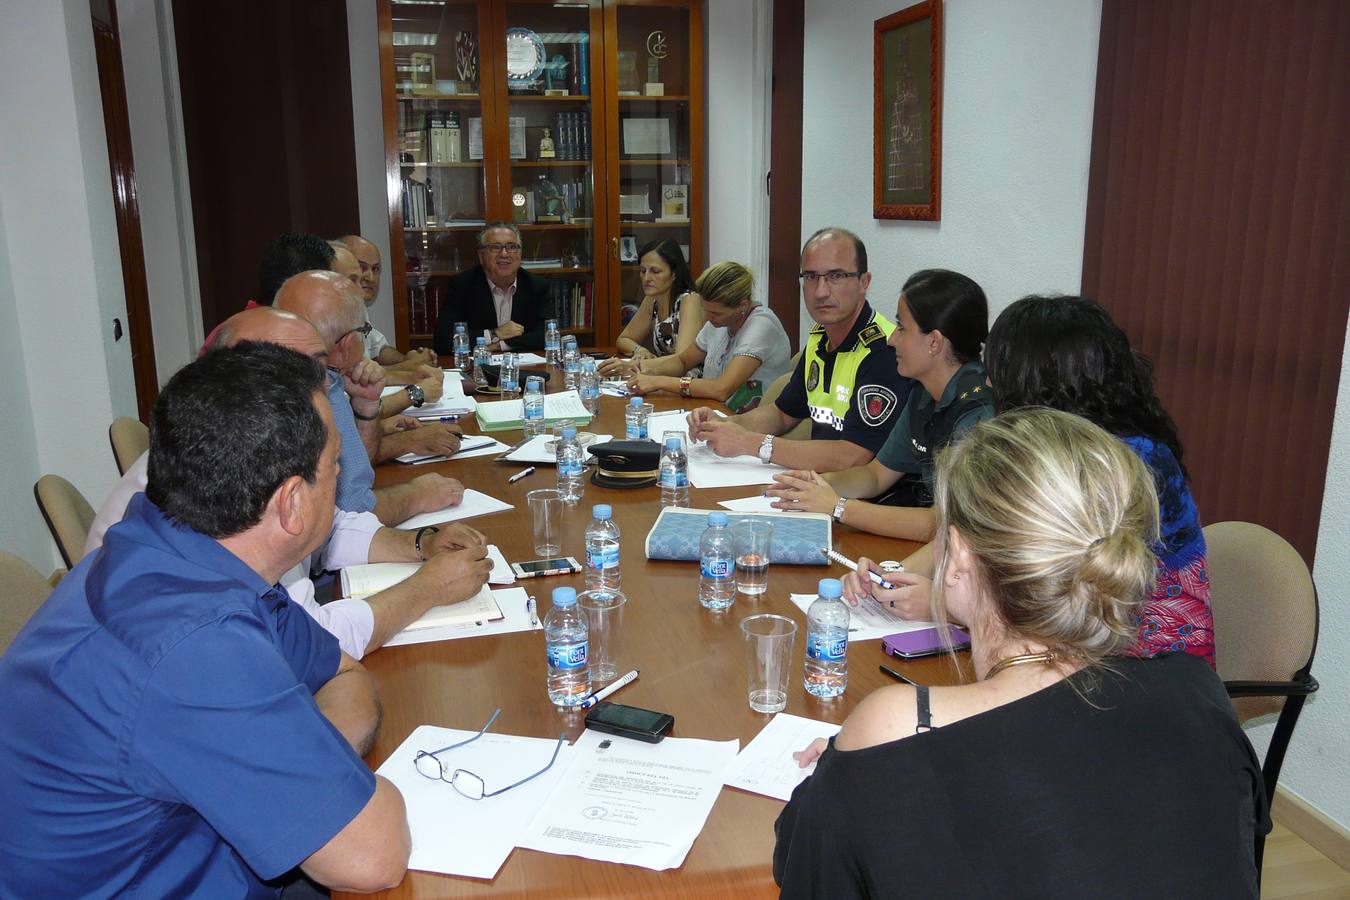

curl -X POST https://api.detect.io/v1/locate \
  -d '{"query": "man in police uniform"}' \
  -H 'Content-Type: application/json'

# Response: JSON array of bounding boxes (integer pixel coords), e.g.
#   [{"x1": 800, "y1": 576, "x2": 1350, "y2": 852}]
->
[{"x1": 688, "y1": 227, "x2": 910, "y2": 471}]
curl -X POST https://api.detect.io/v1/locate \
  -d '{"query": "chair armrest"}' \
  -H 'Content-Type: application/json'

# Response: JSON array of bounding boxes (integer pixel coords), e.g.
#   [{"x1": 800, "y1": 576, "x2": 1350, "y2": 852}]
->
[{"x1": 1224, "y1": 674, "x2": 1319, "y2": 699}]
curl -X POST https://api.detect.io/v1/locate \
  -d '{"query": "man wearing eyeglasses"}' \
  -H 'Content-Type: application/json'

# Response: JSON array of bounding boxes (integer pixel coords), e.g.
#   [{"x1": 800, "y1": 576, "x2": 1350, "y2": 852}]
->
[
  {"x1": 432, "y1": 222, "x2": 553, "y2": 355},
  {"x1": 688, "y1": 227, "x2": 910, "y2": 472},
  {"x1": 0, "y1": 344, "x2": 411, "y2": 895},
  {"x1": 340, "y1": 233, "x2": 440, "y2": 373}
]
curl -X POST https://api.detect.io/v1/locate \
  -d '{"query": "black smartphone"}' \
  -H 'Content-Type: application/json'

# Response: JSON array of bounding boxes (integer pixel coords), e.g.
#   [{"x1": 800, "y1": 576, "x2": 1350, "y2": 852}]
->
[{"x1": 583, "y1": 701, "x2": 674, "y2": 744}]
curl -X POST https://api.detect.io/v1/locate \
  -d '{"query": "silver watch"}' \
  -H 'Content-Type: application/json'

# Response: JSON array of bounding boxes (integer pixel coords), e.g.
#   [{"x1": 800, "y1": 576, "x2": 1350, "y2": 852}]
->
[
  {"x1": 758, "y1": 434, "x2": 775, "y2": 464},
  {"x1": 832, "y1": 497, "x2": 848, "y2": 522}
]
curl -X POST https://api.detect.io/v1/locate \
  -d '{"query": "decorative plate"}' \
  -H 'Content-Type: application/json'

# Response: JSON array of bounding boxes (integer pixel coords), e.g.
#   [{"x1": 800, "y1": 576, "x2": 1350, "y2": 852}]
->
[{"x1": 505, "y1": 28, "x2": 546, "y2": 90}]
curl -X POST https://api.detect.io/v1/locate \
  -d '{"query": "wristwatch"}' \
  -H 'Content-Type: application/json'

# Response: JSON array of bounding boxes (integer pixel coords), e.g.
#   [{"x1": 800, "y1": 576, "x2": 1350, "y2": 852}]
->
[
  {"x1": 758, "y1": 434, "x2": 775, "y2": 464},
  {"x1": 405, "y1": 383, "x2": 426, "y2": 408},
  {"x1": 832, "y1": 497, "x2": 848, "y2": 523},
  {"x1": 679, "y1": 376, "x2": 693, "y2": 398}
]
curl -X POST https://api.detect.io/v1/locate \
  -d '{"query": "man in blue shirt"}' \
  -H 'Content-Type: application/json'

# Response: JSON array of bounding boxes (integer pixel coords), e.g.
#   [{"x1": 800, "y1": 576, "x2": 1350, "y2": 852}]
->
[{"x1": 0, "y1": 343, "x2": 410, "y2": 895}]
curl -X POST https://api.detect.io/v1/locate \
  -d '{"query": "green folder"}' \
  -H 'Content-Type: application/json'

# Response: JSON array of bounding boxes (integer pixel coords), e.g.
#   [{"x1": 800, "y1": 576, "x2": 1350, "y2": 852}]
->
[{"x1": 474, "y1": 389, "x2": 594, "y2": 432}]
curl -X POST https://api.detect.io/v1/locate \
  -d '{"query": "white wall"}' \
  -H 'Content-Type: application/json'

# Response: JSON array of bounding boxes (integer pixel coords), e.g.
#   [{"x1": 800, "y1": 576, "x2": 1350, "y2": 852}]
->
[
  {"x1": 706, "y1": 0, "x2": 773, "y2": 303},
  {"x1": 0, "y1": 0, "x2": 137, "y2": 572},
  {"x1": 346, "y1": 0, "x2": 396, "y2": 340},
  {"x1": 117, "y1": 0, "x2": 202, "y2": 382},
  {"x1": 800, "y1": 0, "x2": 1101, "y2": 334}
]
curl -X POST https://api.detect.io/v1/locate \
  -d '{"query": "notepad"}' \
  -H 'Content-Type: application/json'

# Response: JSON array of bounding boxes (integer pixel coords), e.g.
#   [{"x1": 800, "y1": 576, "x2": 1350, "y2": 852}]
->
[
  {"x1": 403, "y1": 584, "x2": 504, "y2": 631},
  {"x1": 474, "y1": 389, "x2": 592, "y2": 432},
  {"x1": 339, "y1": 546, "x2": 514, "y2": 599}
]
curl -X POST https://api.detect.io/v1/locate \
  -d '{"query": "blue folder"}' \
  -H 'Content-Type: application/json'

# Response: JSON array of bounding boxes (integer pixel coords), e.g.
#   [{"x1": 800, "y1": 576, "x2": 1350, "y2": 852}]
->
[{"x1": 644, "y1": 507, "x2": 832, "y2": 565}]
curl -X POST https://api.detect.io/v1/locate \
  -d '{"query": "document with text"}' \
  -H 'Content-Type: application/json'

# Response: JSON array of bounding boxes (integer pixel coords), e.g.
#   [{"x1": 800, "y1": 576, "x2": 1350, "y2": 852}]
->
[
  {"x1": 789, "y1": 593, "x2": 934, "y2": 642},
  {"x1": 518, "y1": 728, "x2": 738, "y2": 870},
  {"x1": 723, "y1": 713, "x2": 842, "y2": 801}
]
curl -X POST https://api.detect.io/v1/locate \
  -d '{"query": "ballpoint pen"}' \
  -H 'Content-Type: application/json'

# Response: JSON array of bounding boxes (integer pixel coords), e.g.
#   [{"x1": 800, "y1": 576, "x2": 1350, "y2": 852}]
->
[
  {"x1": 526, "y1": 596, "x2": 538, "y2": 627},
  {"x1": 822, "y1": 548, "x2": 897, "y2": 590},
  {"x1": 579, "y1": 669, "x2": 640, "y2": 709},
  {"x1": 879, "y1": 664, "x2": 919, "y2": 687},
  {"x1": 508, "y1": 466, "x2": 536, "y2": 484}
]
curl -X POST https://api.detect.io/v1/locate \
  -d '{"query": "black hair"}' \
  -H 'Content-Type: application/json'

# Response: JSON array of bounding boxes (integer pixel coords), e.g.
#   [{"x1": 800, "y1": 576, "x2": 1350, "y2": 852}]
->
[
  {"x1": 802, "y1": 226, "x2": 869, "y2": 275},
  {"x1": 985, "y1": 295, "x2": 1186, "y2": 469},
  {"x1": 147, "y1": 341, "x2": 329, "y2": 538},
  {"x1": 901, "y1": 269, "x2": 988, "y2": 364},
  {"x1": 257, "y1": 233, "x2": 336, "y2": 303},
  {"x1": 636, "y1": 239, "x2": 696, "y2": 299}
]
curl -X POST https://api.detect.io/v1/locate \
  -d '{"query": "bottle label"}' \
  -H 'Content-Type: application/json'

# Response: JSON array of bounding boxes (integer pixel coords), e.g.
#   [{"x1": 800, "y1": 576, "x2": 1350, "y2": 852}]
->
[
  {"x1": 807, "y1": 633, "x2": 848, "y2": 662},
  {"x1": 503, "y1": 375, "x2": 519, "y2": 391},
  {"x1": 558, "y1": 458, "x2": 583, "y2": 477},
  {"x1": 701, "y1": 558, "x2": 734, "y2": 580},
  {"x1": 582, "y1": 384, "x2": 599, "y2": 401},
  {"x1": 587, "y1": 544, "x2": 620, "y2": 570},
  {"x1": 626, "y1": 420, "x2": 648, "y2": 440},
  {"x1": 660, "y1": 469, "x2": 688, "y2": 488},
  {"x1": 547, "y1": 640, "x2": 588, "y2": 670},
  {"x1": 524, "y1": 403, "x2": 544, "y2": 422}
]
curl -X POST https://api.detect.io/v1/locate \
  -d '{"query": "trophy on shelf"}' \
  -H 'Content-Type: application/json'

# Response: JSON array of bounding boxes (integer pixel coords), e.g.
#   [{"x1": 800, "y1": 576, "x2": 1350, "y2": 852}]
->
[
  {"x1": 617, "y1": 50, "x2": 641, "y2": 96},
  {"x1": 544, "y1": 54, "x2": 571, "y2": 95},
  {"x1": 645, "y1": 30, "x2": 668, "y2": 96},
  {"x1": 534, "y1": 175, "x2": 567, "y2": 223},
  {"x1": 455, "y1": 31, "x2": 478, "y2": 92},
  {"x1": 538, "y1": 128, "x2": 556, "y2": 159}
]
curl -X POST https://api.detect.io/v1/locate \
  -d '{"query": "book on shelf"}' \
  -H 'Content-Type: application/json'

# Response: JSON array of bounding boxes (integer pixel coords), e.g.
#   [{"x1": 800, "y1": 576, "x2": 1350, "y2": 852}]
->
[
  {"x1": 659, "y1": 184, "x2": 689, "y2": 221},
  {"x1": 578, "y1": 34, "x2": 589, "y2": 95}
]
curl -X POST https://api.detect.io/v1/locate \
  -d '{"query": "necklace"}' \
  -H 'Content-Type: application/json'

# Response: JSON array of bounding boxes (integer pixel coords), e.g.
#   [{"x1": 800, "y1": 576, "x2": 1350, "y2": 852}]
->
[{"x1": 983, "y1": 651, "x2": 1059, "y2": 680}]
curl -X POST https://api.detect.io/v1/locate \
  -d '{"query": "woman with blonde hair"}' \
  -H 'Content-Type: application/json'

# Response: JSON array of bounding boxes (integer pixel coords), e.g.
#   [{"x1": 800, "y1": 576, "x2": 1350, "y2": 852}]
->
[
  {"x1": 624, "y1": 261, "x2": 792, "y2": 413},
  {"x1": 774, "y1": 408, "x2": 1266, "y2": 898}
]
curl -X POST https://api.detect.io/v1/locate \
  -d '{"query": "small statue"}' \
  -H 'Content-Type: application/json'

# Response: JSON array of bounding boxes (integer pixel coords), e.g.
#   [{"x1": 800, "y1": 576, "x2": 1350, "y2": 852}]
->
[
  {"x1": 535, "y1": 175, "x2": 566, "y2": 221},
  {"x1": 538, "y1": 128, "x2": 555, "y2": 159}
]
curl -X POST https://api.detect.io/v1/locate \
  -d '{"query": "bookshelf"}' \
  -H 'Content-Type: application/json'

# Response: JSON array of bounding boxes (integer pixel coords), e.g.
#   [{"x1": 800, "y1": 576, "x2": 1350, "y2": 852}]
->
[{"x1": 378, "y1": 0, "x2": 704, "y2": 348}]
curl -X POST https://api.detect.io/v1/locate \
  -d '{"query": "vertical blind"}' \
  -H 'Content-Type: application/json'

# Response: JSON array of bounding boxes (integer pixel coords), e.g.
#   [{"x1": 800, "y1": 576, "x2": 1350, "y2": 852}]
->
[{"x1": 1082, "y1": 0, "x2": 1350, "y2": 563}]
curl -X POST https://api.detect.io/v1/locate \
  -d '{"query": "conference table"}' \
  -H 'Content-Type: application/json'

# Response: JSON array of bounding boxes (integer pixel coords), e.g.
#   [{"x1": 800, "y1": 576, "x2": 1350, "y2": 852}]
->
[{"x1": 351, "y1": 373, "x2": 967, "y2": 899}]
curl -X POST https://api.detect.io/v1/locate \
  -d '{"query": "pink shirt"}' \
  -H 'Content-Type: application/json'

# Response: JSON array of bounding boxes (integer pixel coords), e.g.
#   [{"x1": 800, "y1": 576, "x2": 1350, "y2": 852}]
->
[{"x1": 489, "y1": 278, "x2": 517, "y2": 328}]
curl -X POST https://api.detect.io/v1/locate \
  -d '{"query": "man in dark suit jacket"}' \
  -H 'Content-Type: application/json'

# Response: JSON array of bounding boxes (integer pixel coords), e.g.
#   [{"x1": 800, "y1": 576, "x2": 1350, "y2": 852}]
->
[{"x1": 433, "y1": 223, "x2": 553, "y2": 354}]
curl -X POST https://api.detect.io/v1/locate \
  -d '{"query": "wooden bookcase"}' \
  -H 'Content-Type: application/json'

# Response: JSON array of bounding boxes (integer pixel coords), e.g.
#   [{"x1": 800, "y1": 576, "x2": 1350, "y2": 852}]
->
[{"x1": 377, "y1": 0, "x2": 705, "y2": 349}]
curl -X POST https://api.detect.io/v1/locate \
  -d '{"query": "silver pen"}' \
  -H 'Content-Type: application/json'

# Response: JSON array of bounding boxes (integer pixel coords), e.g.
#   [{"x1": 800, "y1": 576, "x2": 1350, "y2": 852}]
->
[
  {"x1": 508, "y1": 466, "x2": 537, "y2": 484},
  {"x1": 527, "y1": 596, "x2": 538, "y2": 627}
]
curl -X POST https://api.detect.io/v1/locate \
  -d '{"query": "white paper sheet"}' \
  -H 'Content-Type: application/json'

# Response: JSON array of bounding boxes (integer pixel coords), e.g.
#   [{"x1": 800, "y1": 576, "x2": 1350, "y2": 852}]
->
[
  {"x1": 383, "y1": 587, "x2": 542, "y2": 646},
  {"x1": 723, "y1": 713, "x2": 843, "y2": 802},
  {"x1": 476, "y1": 390, "x2": 592, "y2": 429},
  {"x1": 600, "y1": 380, "x2": 630, "y2": 397},
  {"x1": 788, "y1": 593, "x2": 934, "y2": 642},
  {"x1": 490, "y1": 352, "x2": 547, "y2": 366},
  {"x1": 717, "y1": 494, "x2": 781, "y2": 513},
  {"x1": 383, "y1": 371, "x2": 477, "y2": 416},
  {"x1": 376, "y1": 724, "x2": 577, "y2": 880},
  {"x1": 503, "y1": 433, "x2": 613, "y2": 464},
  {"x1": 396, "y1": 489, "x2": 514, "y2": 529},
  {"x1": 687, "y1": 442, "x2": 786, "y2": 488},
  {"x1": 517, "y1": 729, "x2": 738, "y2": 871},
  {"x1": 645, "y1": 409, "x2": 693, "y2": 441},
  {"x1": 395, "y1": 435, "x2": 506, "y2": 464}
]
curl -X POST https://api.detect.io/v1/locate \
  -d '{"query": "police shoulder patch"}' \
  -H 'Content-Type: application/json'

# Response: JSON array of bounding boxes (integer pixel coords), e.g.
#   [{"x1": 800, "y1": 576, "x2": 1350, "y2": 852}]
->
[
  {"x1": 857, "y1": 384, "x2": 898, "y2": 426},
  {"x1": 858, "y1": 322, "x2": 885, "y2": 346},
  {"x1": 807, "y1": 359, "x2": 822, "y2": 391}
]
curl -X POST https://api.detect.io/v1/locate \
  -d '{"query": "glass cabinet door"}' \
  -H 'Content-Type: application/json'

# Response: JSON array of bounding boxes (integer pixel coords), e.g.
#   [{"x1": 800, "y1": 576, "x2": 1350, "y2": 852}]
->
[
  {"x1": 607, "y1": 1, "x2": 700, "y2": 340},
  {"x1": 500, "y1": 1, "x2": 603, "y2": 343},
  {"x1": 391, "y1": 0, "x2": 492, "y2": 340}
]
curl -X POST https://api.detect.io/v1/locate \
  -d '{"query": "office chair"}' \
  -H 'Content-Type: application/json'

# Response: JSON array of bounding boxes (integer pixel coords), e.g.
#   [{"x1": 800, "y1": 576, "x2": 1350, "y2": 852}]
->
[
  {"x1": 1203, "y1": 521, "x2": 1320, "y2": 874},
  {"x1": 109, "y1": 417, "x2": 149, "y2": 476},
  {"x1": 0, "y1": 550, "x2": 50, "y2": 655},
  {"x1": 760, "y1": 352, "x2": 811, "y2": 440},
  {"x1": 33, "y1": 475, "x2": 96, "y2": 571}
]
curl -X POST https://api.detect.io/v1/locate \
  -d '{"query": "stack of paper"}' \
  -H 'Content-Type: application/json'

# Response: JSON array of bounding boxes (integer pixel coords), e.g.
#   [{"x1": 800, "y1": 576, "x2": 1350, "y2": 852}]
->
[
  {"x1": 380, "y1": 371, "x2": 477, "y2": 417},
  {"x1": 475, "y1": 390, "x2": 592, "y2": 432},
  {"x1": 384, "y1": 586, "x2": 540, "y2": 646}
]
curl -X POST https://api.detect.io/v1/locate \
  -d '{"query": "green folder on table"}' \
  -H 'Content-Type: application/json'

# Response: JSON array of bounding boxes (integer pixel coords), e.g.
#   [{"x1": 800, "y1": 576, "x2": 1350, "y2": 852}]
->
[{"x1": 474, "y1": 389, "x2": 594, "y2": 432}]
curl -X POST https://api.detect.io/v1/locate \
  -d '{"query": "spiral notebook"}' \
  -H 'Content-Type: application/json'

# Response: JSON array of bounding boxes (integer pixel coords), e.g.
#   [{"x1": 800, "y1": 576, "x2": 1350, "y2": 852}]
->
[{"x1": 644, "y1": 507, "x2": 832, "y2": 565}]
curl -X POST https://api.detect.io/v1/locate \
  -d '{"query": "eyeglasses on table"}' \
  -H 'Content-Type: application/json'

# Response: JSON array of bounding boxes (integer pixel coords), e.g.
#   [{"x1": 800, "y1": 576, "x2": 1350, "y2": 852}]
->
[{"x1": 413, "y1": 708, "x2": 565, "y2": 801}]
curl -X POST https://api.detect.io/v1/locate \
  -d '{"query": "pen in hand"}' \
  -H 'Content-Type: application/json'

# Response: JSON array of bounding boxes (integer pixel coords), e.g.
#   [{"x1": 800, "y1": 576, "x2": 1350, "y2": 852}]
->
[{"x1": 822, "y1": 548, "x2": 896, "y2": 590}]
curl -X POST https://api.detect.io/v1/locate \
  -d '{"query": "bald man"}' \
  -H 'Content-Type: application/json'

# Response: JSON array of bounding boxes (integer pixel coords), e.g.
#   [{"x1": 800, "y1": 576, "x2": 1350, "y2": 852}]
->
[
  {"x1": 84, "y1": 306, "x2": 492, "y2": 658},
  {"x1": 339, "y1": 234, "x2": 437, "y2": 371}
]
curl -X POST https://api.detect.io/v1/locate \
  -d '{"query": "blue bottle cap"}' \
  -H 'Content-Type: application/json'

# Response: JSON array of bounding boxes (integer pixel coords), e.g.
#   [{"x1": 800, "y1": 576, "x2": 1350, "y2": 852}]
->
[
  {"x1": 562, "y1": 426, "x2": 577, "y2": 439},
  {"x1": 476, "y1": 336, "x2": 486, "y2": 345},
  {"x1": 629, "y1": 396, "x2": 643, "y2": 407},
  {"x1": 593, "y1": 504, "x2": 612, "y2": 520},
  {"x1": 527, "y1": 376, "x2": 542, "y2": 387},
  {"x1": 708, "y1": 511, "x2": 729, "y2": 526},
  {"x1": 552, "y1": 586, "x2": 577, "y2": 608},
  {"x1": 664, "y1": 434, "x2": 682, "y2": 449},
  {"x1": 818, "y1": 578, "x2": 843, "y2": 599},
  {"x1": 456, "y1": 323, "x2": 466, "y2": 332}
]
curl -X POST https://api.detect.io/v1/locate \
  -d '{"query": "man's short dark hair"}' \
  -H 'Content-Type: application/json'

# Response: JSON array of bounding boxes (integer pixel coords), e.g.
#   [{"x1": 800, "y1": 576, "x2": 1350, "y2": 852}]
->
[
  {"x1": 802, "y1": 226, "x2": 868, "y2": 275},
  {"x1": 147, "y1": 342, "x2": 329, "y2": 538},
  {"x1": 257, "y1": 233, "x2": 336, "y2": 303}
]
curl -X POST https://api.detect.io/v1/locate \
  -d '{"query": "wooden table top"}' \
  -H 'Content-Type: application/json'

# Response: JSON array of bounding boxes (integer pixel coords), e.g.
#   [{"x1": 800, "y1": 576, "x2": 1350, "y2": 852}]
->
[{"x1": 352, "y1": 374, "x2": 967, "y2": 899}]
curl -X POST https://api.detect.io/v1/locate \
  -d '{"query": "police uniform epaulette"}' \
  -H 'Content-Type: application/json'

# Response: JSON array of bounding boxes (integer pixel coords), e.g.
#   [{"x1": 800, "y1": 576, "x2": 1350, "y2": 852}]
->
[
  {"x1": 809, "y1": 322, "x2": 826, "y2": 335},
  {"x1": 858, "y1": 321, "x2": 885, "y2": 346}
]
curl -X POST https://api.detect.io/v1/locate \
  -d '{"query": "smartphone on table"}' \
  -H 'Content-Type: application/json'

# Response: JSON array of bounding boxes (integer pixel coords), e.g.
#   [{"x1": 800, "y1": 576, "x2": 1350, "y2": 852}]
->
[
  {"x1": 882, "y1": 625, "x2": 972, "y2": 659},
  {"x1": 511, "y1": 557, "x2": 582, "y2": 578},
  {"x1": 584, "y1": 702, "x2": 674, "y2": 744}
]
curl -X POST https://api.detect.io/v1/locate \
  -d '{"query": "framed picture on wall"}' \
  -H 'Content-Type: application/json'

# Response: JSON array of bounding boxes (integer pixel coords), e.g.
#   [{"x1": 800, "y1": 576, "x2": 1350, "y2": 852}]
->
[{"x1": 873, "y1": 1, "x2": 943, "y2": 220}]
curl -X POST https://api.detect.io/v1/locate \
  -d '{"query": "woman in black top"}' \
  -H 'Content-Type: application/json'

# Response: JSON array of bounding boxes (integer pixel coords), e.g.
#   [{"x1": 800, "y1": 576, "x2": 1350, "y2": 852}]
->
[{"x1": 773, "y1": 409, "x2": 1267, "y2": 899}]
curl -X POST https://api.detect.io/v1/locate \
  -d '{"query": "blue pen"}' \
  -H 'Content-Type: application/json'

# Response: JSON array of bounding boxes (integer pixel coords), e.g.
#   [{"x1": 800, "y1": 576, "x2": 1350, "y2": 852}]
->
[
  {"x1": 822, "y1": 548, "x2": 897, "y2": 590},
  {"x1": 434, "y1": 415, "x2": 459, "y2": 423}
]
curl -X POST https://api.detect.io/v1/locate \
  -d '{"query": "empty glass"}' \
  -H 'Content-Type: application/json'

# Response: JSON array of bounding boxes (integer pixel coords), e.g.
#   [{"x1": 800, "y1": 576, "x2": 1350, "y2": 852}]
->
[
  {"x1": 527, "y1": 488, "x2": 563, "y2": 555},
  {"x1": 741, "y1": 614, "x2": 797, "y2": 713}
]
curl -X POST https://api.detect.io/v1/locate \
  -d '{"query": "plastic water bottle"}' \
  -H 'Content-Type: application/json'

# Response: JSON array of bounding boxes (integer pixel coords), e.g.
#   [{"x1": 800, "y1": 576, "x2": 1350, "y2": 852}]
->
[
  {"x1": 698, "y1": 511, "x2": 736, "y2": 610},
  {"x1": 544, "y1": 318, "x2": 562, "y2": 365},
  {"x1": 804, "y1": 578, "x2": 849, "y2": 698},
  {"x1": 584, "y1": 504, "x2": 621, "y2": 597},
  {"x1": 473, "y1": 336, "x2": 491, "y2": 388},
  {"x1": 452, "y1": 322, "x2": 470, "y2": 371},
  {"x1": 562, "y1": 337, "x2": 581, "y2": 390},
  {"x1": 557, "y1": 425, "x2": 585, "y2": 504},
  {"x1": 659, "y1": 433, "x2": 689, "y2": 507},
  {"x1": 500, "y1": 351, "x2": 520, "y2": 398},
  {"x1": 545, "y1": 586, "x2": 590, "y2": 706},
  {"x1": 625, "y1": 396, "x2": 649, "y2": 440},
  {"x1": 579, "y1": 357, "x2": 601, "y2": 415},
  {"x1": 523, "y1": 376, "x2": 545, "y2": 437}
]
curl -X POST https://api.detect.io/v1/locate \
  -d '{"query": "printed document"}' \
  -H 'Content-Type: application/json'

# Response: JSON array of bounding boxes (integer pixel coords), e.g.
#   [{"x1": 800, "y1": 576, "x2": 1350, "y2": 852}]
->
[
  {"x1": 518, "y1": 728, "x2": 738, "y2": 870},
  {"x1": 724, "y1": 713, "x2": 842, "y2": 802},
  {"x1": 503, "y1": 433, "x2": 613, "y2": 464},
  {"x1": 395, "y1": 435, "x2": 507, "y2": 464},
  {"x1": 789, "y1": 593, "x2": 934, "y2": 642},
  {"x1": 376, "y1": 724, "x2": 577, "y2": 880},
  {"x1": 687, "y1": 442, "x2": 786, "y2": 489}
]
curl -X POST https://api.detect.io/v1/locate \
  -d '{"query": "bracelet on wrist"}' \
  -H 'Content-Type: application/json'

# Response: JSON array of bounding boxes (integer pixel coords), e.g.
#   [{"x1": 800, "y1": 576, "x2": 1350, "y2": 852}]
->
[
  {"x1": 352, "y1": 404, "x2": 380, "y2": 421},
  {"x1": 413, "y1": 525, "x2": 440, "y2": 561}
]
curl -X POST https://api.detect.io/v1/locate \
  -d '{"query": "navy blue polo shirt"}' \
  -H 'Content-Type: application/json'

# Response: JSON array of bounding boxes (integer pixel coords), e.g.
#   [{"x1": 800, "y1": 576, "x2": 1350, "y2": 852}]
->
[{"x1": 0, "y1": 494, "x2": 376, "y2": 897}]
